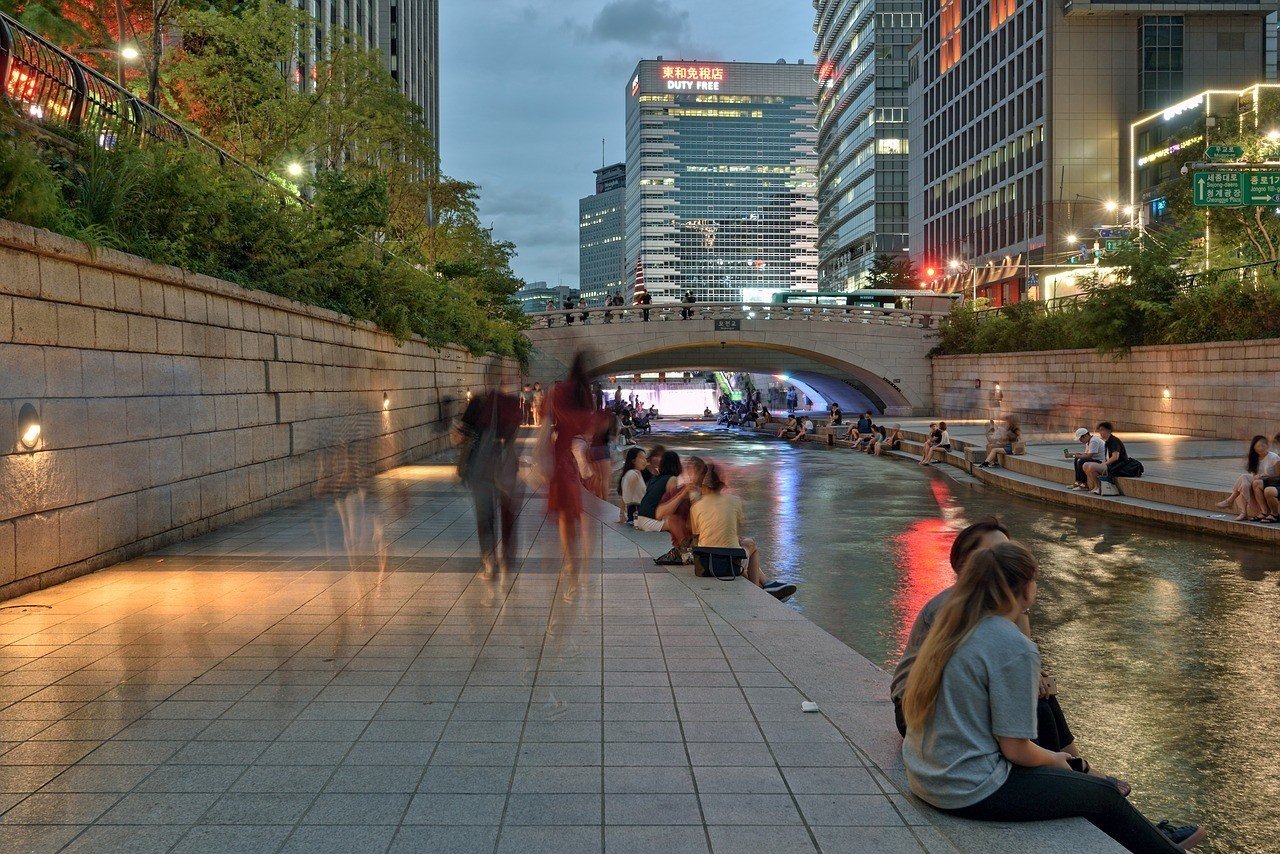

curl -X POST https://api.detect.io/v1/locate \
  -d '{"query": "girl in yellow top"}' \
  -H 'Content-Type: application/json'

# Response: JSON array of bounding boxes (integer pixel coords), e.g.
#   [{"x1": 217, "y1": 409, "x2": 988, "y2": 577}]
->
[{"x1": 690, "y1": 463, "x2": 796, "y2": 601}]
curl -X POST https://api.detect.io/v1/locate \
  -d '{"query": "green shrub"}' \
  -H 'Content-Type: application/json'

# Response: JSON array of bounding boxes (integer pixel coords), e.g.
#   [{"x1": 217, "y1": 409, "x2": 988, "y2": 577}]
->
[
  {"x1": 0, "y1": 129, "x2": 63, "y2": 229},
  {"x1": 0, "y1": 129, "x2": 526, "y2": 358}
]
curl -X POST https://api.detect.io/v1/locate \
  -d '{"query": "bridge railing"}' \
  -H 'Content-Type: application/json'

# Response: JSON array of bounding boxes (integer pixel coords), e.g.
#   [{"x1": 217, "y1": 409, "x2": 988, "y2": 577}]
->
[{"x1": 525, "y1": 302, "x2": 950, "y2": 330}]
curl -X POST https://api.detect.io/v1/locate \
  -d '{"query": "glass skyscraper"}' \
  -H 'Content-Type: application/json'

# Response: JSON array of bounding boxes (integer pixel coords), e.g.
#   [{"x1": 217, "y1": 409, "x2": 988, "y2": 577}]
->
[
  {"x1": 814, "y1": 0, "x2": 921, "y2": 291},
  {"x1": 625, "y1": 60, "x2": 819, "y2": 303},
  {"x1": 578, "y1": 163, "x2": 627, "y2": 307}
]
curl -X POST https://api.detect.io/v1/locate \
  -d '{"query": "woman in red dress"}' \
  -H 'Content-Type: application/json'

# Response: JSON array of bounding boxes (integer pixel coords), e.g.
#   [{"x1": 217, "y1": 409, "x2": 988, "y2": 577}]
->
[{"x1": 545, "y1": 351, "x2": 599, "y2": 571}]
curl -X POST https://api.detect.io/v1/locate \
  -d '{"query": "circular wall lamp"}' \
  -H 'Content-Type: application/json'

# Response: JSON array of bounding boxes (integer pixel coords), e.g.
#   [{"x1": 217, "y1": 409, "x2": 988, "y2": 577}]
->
[{"x1": 18, "y1": 403, "x2": 40, "y2": 450}]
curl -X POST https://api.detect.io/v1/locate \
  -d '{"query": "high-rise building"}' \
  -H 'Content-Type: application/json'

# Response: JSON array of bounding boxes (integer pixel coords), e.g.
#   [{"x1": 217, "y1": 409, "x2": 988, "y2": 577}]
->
[
  {"x1": 295, "y1": 0, "x2": 439, "y2": 144},
  {"x1": 813, "y1": 1, "x2": 922, "y2": 290},
  {"x1": 625, "y1": 59, "x2": 819, "y2": 303},
  {"x1": 910, "y1": 0, "x2": 1277, "y2": 305},
  {"x1": 579, "y1": 163, "x2": 627, "y2": 307}
]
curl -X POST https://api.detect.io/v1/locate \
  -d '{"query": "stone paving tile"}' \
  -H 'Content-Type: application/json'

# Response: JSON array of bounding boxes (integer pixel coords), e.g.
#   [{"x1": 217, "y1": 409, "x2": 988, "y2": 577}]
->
[{"x1": 0, "y1": 463, "x2": 941, "y2": 854}]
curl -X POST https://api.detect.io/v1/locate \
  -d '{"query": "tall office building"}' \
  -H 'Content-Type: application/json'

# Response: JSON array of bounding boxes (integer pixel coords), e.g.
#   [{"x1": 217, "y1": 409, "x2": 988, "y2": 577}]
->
[
  {"x1": 911, "y1": 0, "x2": 1276, "y2": 305},
  {"x1": 625, "y1": 59, "x2": 819, "y2": 303},
  {"x1": 578, "y1": 163, "x2": 627, "y2": 307},
  {"x1": 294, "y1": 0, "x2": 439, "y2": 144},
  {"x1": 813, "y1": 0, "x2": 922, "y2": 290}
]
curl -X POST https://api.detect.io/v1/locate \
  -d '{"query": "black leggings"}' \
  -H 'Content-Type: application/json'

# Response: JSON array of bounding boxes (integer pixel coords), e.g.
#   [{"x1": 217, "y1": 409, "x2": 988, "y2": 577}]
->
[
  {"x1": 894, "y1": 695, "x2": 1074, "y2": 752},
  {"x1": 945, "y1": 766, "x2": 1180, "y2": 853}
]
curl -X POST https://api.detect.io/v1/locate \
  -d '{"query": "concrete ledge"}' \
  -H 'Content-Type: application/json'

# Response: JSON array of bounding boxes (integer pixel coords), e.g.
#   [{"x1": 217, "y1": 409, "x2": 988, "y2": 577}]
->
[{"x1": 579, "y1": 490, "x2": 1120, "y2": 853}]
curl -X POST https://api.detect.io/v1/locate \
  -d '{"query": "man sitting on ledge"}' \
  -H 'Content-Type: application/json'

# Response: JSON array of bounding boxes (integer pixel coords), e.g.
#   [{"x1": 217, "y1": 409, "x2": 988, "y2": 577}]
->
[{"x1": 1083, "y1": 422, "x2": 1143, "y2": 495}]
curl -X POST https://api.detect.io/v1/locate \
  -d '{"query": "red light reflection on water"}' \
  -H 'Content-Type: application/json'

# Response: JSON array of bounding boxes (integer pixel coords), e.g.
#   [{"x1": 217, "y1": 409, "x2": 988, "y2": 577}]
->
[{"x1": 889, "y1": 478, "x2": 964, "y2": 656}]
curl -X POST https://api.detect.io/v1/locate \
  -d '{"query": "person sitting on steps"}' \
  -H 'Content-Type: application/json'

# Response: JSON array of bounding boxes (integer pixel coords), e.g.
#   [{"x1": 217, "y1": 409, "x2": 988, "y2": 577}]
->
[
  {"x1": 1068, "y1": 427, "x2": 1106, "y2": 490},
  {"x1": 890, "y1": 518, "x2": 1128, "y2": 799},
  {"x1": 978, "y1": 416, "x2": 1021, "y2": 468},
  {"x1": 1082, "y1": 422, "x2": 1143, "y2": 496},
  {"x1": 874, "y1": 424, "x2": 903, "y2": 456},
  {"x1": 921, "y1": 421, "x2": 952, "y2": 466},
  {"x1": 902, "y1": 540, "x2": 1206, "y2": 852},
  {"x1": 689, "y1": 461, "x2": 797, "y2": 601}
]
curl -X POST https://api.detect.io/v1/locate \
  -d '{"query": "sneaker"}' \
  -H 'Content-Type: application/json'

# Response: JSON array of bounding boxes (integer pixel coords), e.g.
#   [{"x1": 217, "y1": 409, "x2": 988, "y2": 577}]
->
[
  {"x1": 764, "y1": 581, "x2": 798, "y2": 601},
  {"x1": 977, "y1": 462, "x2": 990, "y2": 468},
  {"x1": 1068, "y1": 484, "x2": 1085, "y2": 491},
  {"x1": 653, "y1": 548, "x2": 684, "y2": 566},
  {"x1": 1156, "y1": 820, "x2": 1205, "y2": 849}
]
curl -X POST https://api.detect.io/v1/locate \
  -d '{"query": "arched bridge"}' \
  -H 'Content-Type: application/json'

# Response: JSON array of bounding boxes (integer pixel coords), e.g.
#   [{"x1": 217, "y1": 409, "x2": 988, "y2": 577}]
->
[{"x1": 523, "y1": 302, "x2": 947, "y2": 416}]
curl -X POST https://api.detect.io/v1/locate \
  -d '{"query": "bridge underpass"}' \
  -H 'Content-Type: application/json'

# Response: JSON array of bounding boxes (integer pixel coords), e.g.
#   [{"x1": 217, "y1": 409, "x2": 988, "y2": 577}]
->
[{"x1": 523, "y1": 302, "x2": 945, "y2": 416}]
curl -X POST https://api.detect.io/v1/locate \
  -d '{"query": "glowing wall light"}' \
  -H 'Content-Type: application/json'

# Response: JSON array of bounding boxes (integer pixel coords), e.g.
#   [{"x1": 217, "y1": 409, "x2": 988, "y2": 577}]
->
[
  {"x1": 383, "y1": 392, "x2": 390, "y2": 410},
  {"x1": 18, "y1": 402, "x2": 40, "y2": 450}
]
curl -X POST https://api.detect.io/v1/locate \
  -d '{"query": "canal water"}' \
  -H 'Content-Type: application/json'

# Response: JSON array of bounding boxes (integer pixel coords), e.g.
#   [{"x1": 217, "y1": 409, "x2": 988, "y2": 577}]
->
[{"x1": 653, "y1": 426, "x2": 1279, "y2": 853}]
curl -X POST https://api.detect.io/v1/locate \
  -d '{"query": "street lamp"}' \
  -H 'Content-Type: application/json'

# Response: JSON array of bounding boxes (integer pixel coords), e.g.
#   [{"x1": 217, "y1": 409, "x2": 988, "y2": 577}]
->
[
  {"x1": 1268, "y1": 129, "x2": 1280, "y2": 143},
  {"x1": 286, "y1": 162, "x2": 305, "y2": 178},
  {"x1": 119, "y1": 45, "x2": 140, "y2": 61},
  {"x1": 1066, "y1": 233, "x2": 1078, "y2": 244},
  {"x1": 1103, "y1": 200, "x2": 1119, "y2": 213}
]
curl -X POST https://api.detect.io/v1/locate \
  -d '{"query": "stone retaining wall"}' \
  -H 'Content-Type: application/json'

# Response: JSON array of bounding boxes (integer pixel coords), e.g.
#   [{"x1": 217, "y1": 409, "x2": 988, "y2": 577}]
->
[
  {"x1": 0, "y1": 220, "x2": 498, "y2": 600},
  {"x1": 932, "y1": 340, "x2": 1280, "y2": 438}
]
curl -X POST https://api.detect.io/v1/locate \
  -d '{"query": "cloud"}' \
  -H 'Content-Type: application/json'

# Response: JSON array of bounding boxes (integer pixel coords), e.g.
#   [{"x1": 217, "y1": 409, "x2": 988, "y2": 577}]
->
[{"x1": 589, "y1": 0, "x2": 691, "y2": 47}]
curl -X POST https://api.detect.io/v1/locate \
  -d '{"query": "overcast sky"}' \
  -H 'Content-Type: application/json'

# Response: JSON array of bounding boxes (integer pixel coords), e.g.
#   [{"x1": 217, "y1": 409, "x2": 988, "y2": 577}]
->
[{"x1": 439, "y1": 0, "x2": 815, "y2": 288}]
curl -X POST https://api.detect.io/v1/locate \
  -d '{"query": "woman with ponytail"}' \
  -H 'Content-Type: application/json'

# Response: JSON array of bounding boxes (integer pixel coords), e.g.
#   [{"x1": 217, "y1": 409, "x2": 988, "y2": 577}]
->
[{"x1": 902, "y1": 542, "x2": 1204, "y2": 852}]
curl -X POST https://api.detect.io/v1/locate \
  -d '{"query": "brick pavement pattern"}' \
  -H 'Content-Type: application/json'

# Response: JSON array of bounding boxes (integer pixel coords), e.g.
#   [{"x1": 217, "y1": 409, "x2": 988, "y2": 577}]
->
[{"x1": 0, "y1": 463, "x2": 950, "y2": 854}]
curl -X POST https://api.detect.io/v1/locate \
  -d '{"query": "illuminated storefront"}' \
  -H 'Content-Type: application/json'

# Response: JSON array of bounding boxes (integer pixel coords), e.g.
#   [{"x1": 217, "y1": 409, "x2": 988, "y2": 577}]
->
[
  {"x1": 624, "y1": 60, "x2": 818, "y2": 303},
  {"x1": 1130, "y1": 83, "x2": 1280, "y2": 222}
]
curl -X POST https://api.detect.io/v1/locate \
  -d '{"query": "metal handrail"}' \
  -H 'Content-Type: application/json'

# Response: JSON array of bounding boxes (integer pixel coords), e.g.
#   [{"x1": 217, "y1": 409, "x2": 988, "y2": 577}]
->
[
  {"x1": 525, "y1": 302, "x2": 951, "y2": 330},
  {"x1": 0, "y1": 11, "x2": 274, "y2": 184}
]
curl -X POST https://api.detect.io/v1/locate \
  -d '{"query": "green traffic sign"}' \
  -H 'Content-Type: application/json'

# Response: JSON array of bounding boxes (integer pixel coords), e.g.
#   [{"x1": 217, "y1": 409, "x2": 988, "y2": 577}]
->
[
  {"x1": 1206, "y1": 145, "x2": 1244, "y2": 161},
  {"x1": 1193, "y1": 171, "x2": 1280, "y2": 206}
]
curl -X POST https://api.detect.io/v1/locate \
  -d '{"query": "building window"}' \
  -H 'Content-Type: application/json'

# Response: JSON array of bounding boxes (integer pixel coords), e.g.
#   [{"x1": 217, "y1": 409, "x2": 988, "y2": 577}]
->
[
  {"x1": 877, "y1": 138, "x2": 907, "y2": 154},
  {"x1": 990, "y1": 0, "x2": 1015, "y2": 31},
  {"x1": 939, "y1": 0, "x2": 962, "y2": 73},
  {"x1": 1140, "y1": 16, "x2": 1184, "y2": 111}
]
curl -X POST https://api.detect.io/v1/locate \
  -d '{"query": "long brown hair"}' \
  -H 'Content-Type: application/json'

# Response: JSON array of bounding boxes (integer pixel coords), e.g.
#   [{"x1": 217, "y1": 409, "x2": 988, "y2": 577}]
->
[{"x1": 902, "y1": 541, "x2": 1038, "y2": 730}]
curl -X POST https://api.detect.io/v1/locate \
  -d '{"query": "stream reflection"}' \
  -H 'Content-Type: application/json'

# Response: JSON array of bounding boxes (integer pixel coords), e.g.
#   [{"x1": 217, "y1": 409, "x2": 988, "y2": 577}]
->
[{"x1": 656, "y1": 427, "x2": 1280, "y2": 853}]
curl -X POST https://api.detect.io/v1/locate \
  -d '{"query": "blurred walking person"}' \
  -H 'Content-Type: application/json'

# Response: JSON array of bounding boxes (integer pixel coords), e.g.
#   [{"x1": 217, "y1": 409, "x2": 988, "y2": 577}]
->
[
  {"x1": 546, "y1": 351, "x2": 598, "y2": 573},
  {"x1": 457, "y1": 360, "x2": 523, "y2": 573}
]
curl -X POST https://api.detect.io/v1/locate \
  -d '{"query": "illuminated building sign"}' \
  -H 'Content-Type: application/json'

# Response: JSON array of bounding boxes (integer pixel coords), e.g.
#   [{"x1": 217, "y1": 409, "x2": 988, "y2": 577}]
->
[
  {"x1": 1136, "y1": 135, "x2": 1202, "y2": 167},
  {"x1": 631, "y1": 75, "x2": 640, "y2": 97},
  {"x1": 1162, "y1": 95, "x2": 1203, "y2": 121},
  {"x1": 661, "y1": 64, "x2": 725, "y2": 92}
]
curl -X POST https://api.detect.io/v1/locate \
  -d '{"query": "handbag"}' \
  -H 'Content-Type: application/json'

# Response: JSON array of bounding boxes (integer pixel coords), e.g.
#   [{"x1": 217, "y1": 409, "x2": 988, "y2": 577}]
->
[{"x1": 691, "y1": 546, "x2": 748, "y2": 581}]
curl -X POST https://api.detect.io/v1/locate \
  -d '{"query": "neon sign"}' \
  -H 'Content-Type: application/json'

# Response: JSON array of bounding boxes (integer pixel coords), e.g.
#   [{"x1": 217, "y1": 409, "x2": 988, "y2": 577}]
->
[
  {"x1": 661, "y1": 64, "x2": 725, "y2": 92},
  {"x1": 1162, "y1": 95, "x2": 1203, "y2": 121},
  {"x1": 1135, "y1": 135, "x2": 1202, "y2": 167}
]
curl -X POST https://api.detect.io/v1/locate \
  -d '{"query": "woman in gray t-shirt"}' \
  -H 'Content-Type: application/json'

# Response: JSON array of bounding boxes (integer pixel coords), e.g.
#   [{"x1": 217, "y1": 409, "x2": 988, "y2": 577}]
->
[{"x1": 901, "y1": 543, "x2": 1202, "y2": 853}]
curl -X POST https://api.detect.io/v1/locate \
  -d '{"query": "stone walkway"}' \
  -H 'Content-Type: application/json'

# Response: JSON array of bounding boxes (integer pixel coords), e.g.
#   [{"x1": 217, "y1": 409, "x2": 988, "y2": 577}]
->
[{"x1": 0, "y1": 461, "x2": 1042, "y2": 854}]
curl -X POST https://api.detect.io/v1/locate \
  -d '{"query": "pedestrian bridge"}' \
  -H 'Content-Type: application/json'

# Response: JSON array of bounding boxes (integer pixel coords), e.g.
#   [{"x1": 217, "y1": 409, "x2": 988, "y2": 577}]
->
[{"x1": 523, "y1": 302, "x2": 947, "y2": 416}]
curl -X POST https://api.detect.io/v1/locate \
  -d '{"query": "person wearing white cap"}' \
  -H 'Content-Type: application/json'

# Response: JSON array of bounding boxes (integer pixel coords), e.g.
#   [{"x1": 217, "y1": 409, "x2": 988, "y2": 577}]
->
[{"x1": 1068, "y1": 427, "x2": 1106, "y2": 490}]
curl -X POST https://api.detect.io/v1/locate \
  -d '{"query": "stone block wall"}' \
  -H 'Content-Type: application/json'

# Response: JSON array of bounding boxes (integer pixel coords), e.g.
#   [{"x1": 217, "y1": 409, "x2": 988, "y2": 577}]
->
[
  {"x1": 932, "y1": 340, "x2": 1280, "y2": 438},
  {"x1": 0, "y1": 220, "x2": 497, "y2": 600}
]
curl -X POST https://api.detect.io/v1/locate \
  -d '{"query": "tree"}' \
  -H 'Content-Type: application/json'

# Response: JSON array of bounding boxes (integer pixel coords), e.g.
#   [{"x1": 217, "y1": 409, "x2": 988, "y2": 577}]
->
[{"x1": 865, "y1": 253, "x2": 918, "y2": 289}]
